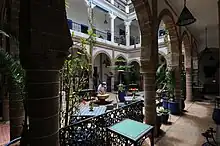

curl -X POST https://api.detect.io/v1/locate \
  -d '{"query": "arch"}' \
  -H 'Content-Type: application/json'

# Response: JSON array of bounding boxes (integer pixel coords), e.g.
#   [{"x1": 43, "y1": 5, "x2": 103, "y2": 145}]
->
[
  {"x1": 128, "y1": 59, "x2": 141, "y2": 66},
  {"x1": 131, "y1": 0, "x2": 152, "y2": 61},
  {"x1": 181, "y1": 31, "x2": 191, "y2": 68},
  {"x1": 158, "y1": 50, "x2": 168, "y2": 64},
  {"x1": 93, "y1": 50, "x2": 112, "y2": 65},
  {"x1": 115, "y1": 54, "x2": 127, "y2": 63},
  {"x1": 158, "y1": 9, "x2": 179, "y2": 55}
]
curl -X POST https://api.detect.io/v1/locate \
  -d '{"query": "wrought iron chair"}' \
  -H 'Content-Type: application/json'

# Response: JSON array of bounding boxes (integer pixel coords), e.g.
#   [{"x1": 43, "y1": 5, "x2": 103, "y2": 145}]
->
[{"x1": 202, "y1": 127, "x2": 217, "y2": 146}]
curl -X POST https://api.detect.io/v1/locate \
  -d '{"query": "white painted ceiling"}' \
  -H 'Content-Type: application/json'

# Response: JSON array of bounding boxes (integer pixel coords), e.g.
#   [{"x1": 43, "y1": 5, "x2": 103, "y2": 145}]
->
[{"x1": 168, "y1": 0, "x2": 219, "y2": 50}]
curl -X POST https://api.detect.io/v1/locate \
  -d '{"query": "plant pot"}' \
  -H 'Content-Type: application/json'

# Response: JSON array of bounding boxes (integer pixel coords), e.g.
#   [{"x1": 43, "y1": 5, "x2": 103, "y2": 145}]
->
[
  {"x1": 118, "y1": 91, "x2": 125, "y2": 102},
  {"x1": 161, "y1": 113, "x2": 169, "y2": 124},
  {"x1": 155, "y1": 114, "x2": 162, "y2": 137},
  {"x1": 180, "y1": 98, "x2": 185, "y2": 110},
  {"x1": 162, "y1": 99, "x2": 169, "y2": 109},
  {"x1": 168, "y1": 101, "x2": 180, "y2": 115},
  {"x1": 212, "y1": 108, "x2": 220, "y2": 125}
]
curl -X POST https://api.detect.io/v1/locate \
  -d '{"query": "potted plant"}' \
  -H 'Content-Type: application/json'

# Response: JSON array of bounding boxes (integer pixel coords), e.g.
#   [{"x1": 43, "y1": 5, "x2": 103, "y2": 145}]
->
[
  {"x1": 156, "y1": 63, "x2": 169, "y2": 109},
  {"x1": 118, "y1": 84, "x2": 125, "y2": 102},
  {"x1": 157, "y1": 107, "x2": 170, "y2": 124},
  {"x1": 165, "y1": 69, "x2": 181, "y2": 115}
]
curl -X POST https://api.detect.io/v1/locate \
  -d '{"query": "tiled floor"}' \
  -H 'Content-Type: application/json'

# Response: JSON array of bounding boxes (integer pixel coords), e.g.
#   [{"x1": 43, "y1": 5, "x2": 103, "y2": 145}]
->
[
  {"x1": 0, "y1": 95, "x2": 215, "y2": 146},
  {"x1": 144, "y1": 101, "x2": 215, "y2": 146}
]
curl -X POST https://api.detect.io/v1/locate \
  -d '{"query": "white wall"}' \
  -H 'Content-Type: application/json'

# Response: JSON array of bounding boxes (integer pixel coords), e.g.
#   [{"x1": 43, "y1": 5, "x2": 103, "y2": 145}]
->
[
  {"x1": 93, "y1": 7, "x2": 110, "y2": 32},
  {"x1": 66, "y1": 0, "x2": 88, "y2": 26}
]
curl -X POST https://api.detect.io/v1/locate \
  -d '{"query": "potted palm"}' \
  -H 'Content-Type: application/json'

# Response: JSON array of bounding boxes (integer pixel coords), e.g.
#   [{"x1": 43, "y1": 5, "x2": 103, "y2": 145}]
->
[
  {"x1": 165, "y1": 69, "x2": 181, "y2": 115},
  {"x1": 157, "y1": 107, "x2": 170, "y2": 124}
]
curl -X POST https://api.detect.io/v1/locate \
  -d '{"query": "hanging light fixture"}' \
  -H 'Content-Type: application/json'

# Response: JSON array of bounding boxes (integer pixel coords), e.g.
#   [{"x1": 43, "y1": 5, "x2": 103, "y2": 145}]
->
[
  {"x1": 203, "y1": 27, "x2": 212, "y2": 54},
  {"x1": 104, "y1": 14, "x2": 108, "y2": 24},
  {"x1": 176, "y1": 0, "x2": 196, "y2": 26}
]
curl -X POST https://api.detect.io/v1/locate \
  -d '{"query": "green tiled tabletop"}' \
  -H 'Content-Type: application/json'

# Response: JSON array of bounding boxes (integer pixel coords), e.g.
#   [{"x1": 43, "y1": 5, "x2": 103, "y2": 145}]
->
[{"x1": 108, "y1": 119, "x2": 153, "y2": 142}]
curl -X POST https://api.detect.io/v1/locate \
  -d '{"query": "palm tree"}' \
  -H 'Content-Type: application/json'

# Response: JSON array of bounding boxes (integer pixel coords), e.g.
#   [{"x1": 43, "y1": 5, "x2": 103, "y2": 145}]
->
[{"x1": 0, "y1": 49, "x2": 25, "y2": 140}]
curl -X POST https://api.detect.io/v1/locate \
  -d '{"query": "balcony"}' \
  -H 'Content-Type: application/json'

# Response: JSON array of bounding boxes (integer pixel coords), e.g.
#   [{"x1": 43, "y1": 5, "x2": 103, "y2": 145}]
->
[
  {"x1": 67, "y1": 19, "x2": 166, "y2": 49},
  {"x1": 105, "y1": 0, "x2": 127, "y2": 13}
]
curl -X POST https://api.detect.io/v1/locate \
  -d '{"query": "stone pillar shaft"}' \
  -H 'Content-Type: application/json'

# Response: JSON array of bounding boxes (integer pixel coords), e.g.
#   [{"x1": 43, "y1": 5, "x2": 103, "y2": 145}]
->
[
  {"x1": 186, "y1": 67, "x2": 192, "y2": 101},
  {"x1": 109, "y1": 13, "x2": 116, "y2": 43},
  {"x1": 124, "y1": 21, "x2": 131, "y2": 46},
  {"x1": 26, "y1": 70, "x2": 60, "y2": 146}
]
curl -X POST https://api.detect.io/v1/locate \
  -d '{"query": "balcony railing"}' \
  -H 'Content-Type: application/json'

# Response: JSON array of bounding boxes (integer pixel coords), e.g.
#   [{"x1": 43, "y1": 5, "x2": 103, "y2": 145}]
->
[
  {"x1": 59, "y1": 101, "x2": 144, "y2": 146},
  {"x1": 114, "y1": 0, "x2": 126, "y2": 12},
  {"x1": 129, "y1": 4, "x2": 135, "y2": 13}
]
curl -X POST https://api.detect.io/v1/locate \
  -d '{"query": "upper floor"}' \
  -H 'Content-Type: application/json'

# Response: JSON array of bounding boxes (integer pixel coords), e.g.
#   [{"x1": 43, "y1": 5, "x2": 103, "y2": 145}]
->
[{"x1": 66, "y1": 0, "x2": 168, "y2": 50}]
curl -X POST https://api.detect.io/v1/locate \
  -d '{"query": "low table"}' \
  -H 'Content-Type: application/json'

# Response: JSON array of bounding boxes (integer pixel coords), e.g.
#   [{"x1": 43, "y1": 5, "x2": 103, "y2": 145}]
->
[
  {"x1": 70, "y1": 106, "x2": 107, "y2": 124},
  {"x1": 107, "y1": 119, "x2": 154, "y2": 146}
]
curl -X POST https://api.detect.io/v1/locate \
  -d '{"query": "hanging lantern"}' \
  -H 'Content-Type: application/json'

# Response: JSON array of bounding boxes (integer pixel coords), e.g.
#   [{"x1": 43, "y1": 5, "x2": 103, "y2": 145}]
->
[
  {"x1": 176, "y1": 0, "x2": 196, "y2": 26},
  {"x1": 104, "y1": 14, "x2": 108, "y2": 24}
]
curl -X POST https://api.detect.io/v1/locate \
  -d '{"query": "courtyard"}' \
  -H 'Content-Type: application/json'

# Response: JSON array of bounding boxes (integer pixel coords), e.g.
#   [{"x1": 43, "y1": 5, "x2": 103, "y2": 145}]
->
[
  {"x1": 0, "y1": 0, "x2": 219, "y2": 145},
  {"x1": 0, "y1": 93, "x2": 215, "y2": 145}
]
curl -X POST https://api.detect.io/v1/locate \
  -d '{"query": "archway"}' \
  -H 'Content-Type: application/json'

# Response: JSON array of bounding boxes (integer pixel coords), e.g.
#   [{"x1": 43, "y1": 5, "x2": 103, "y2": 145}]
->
[
  {"x1": 16, "y1": 0, "x2": 152, "y2": 146},
  {"x1": 158, "y1": 51, "x2": 168, "y2": 65},
  {"x1": 114, "y1": 56, "x2": 127, "y2": 90},
  {"x1": 129, "y1": 61, "x2": 142, "y2": 90},
  {"x1": 157, "y1": 9, "x2": 181, "y2": 103},
  {"x1": 198, "y1": 48, "x2": 219, "y2": 94},
  {"x1": 181, "y1": 31, "x2": 193, "y2": 101},
  {"x1": 93, "y1": 52, "x2": 112, "y2": 91}
]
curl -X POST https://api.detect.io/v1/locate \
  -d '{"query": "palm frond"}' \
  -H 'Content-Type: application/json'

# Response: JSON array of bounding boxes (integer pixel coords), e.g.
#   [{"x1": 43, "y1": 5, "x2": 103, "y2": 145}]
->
[
  {"x1": 0, "y1": 49, "x2": 25, "y2": 93},
  {"x1": 0, "y1": 30, "x2": 9, "y2": 37}
]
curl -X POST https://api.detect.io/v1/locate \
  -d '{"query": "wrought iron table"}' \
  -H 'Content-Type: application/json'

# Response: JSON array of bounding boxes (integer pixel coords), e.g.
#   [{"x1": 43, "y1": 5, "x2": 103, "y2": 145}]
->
[
  {"x1": 70, "y1": 106, "x2": 107, "y2": 124},
  {"x1": 107, "y1": 119, "x2": 154, "y2": 146}
]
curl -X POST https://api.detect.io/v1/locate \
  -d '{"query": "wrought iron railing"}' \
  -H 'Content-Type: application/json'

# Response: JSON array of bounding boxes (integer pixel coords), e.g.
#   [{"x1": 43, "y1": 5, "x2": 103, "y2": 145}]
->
[
  {"x1": 114, "y1": 35, "x2": 126, "y2": 45},
  {"x1": 129, "y1": 5, "x2": 135, "y2": 13},
  {"x1": 114, "y1": 0, "x2": 126, "y2": 12},
  {"x1": 59, "y1": 101, "x2": 144, "y2": 146},
  {"x1": 96, "y1": 29, "x2": 108, "y2": 40}
]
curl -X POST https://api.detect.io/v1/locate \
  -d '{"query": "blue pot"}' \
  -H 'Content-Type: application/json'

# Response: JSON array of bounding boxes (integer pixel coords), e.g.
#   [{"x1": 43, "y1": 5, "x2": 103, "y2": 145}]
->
[
  {"x1": 168, "y1": 101, "x2": 180, "y2": 115},
  {"x1": 162, "y1": 100, "x2": 169, "y2": 109},
  {"x1": 181, "y1": 99, "x2": 185, "y2": 110},
  {"x1": 67, "y1": 19, "x2": 73, "y2": 29},
  {"x1": 212, "y1": 108, "x2": 220, "y2": 125},
  {"x1": 118, "y1": 91, "x2": 125, "y2": 102}
]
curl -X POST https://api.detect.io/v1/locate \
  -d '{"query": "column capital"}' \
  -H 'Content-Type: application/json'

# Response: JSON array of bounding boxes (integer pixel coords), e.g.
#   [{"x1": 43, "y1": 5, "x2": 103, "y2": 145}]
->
[
  {"x1": 124, "y1": 20, "x2": 132, "y2": 26},
  {"x1": 109, "y1": 12, "x2": 117, "y2": 19}
]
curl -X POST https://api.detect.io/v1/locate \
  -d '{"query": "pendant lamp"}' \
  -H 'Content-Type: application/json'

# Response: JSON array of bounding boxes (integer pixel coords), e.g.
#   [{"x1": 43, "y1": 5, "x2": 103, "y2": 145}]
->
[{"x1": 176, "y1": 0, "x2": 196, "y2": 26}]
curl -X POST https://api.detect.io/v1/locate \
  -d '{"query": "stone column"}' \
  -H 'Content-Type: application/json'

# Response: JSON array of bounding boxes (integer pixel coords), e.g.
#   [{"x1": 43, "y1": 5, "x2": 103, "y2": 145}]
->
[
  {"x1": 111, "y1": 50, "x2": 115, "y2": 91},
  {"x1": 109, "y1": 13, "x2": 116, "y2": 43},
  {"x1": 217, "y1": 1, "x2": 220, "y2": 144},
  {"x1": 19, "y1": 0, "x2": 72, "y2": 145},
  {"x1": 185, "y1": 47, "x2": 192, "y2": 101},
  {"x1": 124, "y1": 20, "x2": 131, "y2": 46},
  {"x1": 192, "y1": 57, "x2": 199, "y2": 85},
  {"x1": 141, "y1": 60, "x2": 156, "y2": 125}
]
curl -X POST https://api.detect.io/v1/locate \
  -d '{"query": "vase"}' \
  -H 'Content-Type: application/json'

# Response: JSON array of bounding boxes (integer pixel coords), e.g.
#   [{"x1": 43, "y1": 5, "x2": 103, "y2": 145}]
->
[
  {"x1": 212, "y1": 108, "x2": 220, "y2": 125},
  {"x1": 118, "y1": 91, "x2": 125, "y2": 102}
]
